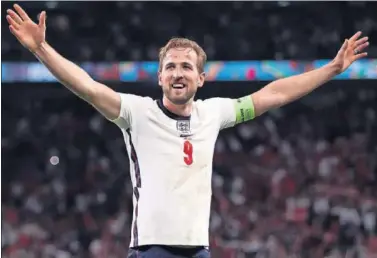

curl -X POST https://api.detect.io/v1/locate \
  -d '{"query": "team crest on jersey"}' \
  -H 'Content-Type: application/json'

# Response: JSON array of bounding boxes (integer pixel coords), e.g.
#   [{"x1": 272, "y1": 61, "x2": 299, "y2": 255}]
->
[{"x1": 176, "y1": 120, "x2": 192, "y2": 137}]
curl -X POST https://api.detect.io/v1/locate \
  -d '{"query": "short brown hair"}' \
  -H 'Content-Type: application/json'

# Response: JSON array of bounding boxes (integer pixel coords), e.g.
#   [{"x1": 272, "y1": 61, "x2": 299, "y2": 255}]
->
[{"x1": 158, "y1": 37, "x2": 207, "y2": 73}]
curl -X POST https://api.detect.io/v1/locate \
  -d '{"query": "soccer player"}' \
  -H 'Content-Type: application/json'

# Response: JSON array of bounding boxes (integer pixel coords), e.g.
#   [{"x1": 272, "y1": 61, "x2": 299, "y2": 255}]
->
[{"x1": 6, "y1": 4, "x2": 369, "y2": 258}]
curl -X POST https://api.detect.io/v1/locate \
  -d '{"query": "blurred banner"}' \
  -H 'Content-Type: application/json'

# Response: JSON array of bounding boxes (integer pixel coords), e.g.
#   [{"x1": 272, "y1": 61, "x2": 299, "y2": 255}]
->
[{"x1": 2, "y1": 59, "x2": 377, "y2": 83}]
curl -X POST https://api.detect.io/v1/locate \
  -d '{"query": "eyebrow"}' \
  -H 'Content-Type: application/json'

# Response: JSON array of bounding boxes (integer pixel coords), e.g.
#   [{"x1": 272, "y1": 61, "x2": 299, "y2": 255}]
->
[{"x1": 164, "y1": 62, "x2": 193, "y2": 68}]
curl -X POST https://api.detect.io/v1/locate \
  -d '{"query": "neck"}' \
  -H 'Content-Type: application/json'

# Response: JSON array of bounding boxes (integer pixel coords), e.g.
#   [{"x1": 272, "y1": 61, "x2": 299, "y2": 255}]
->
[{"x1": 162, "y1": 95, "x2": 193, "y2": 117}]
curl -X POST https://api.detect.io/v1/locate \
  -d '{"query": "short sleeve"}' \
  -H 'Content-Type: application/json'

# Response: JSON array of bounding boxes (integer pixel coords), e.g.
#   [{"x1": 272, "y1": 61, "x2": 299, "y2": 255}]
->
[
  {"x1": 205, "y1": 96, "x2": 255, "y2": 130},
  {"x1": 110, "y1": 93, "x2": 144, "y2": 129},
  {"x1": 205, "y1": 98, "x2": 237, "y2": 130}
]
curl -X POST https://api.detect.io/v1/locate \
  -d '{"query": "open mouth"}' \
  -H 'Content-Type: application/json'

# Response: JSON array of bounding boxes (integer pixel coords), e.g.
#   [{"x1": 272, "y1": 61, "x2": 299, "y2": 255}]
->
[{"x1": 171, "y1": 83, "x2": 186, "y2": 89}]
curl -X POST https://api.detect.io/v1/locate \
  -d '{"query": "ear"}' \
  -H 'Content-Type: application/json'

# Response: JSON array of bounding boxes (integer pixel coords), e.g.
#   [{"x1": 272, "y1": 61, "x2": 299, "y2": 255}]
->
[
  {"x1": 158, "y1": 71, "x2": 162, "y2": 87},
  {"x1": 198, "y1": 72, "x2": 206, "y2": 88}
]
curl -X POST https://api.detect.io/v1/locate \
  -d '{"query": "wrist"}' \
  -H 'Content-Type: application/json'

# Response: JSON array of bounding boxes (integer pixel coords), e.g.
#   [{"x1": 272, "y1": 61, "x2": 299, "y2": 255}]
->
[
  {"x1": 326, "y1": 60, "x2": 342, "y2": 76},
  {"x1": 31, "y1": 41, "x2": 48, "y2": 57}
]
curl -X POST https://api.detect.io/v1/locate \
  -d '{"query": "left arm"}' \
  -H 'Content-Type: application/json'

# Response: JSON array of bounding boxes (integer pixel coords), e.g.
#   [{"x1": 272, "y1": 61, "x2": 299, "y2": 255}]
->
[
  {"x1": 251, "y1": 62, "x2": 337, "y2": 116},
  {"x1": 250, "y1": 32, "x2": 369, "y2": 117}
]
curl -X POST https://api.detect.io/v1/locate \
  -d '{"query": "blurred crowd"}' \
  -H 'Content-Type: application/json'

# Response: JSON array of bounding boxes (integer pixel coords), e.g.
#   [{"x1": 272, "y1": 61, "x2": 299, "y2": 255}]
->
[
  {"x1": 2, "y1": 1, "x2": 377, "y2": 62},
  {"x1": 209, "y1": 87, "x2": 377, "y2": 258},
  {"x1": 2, "y1": 2, "x2": 377, "y2": 258},
  {"x1": 2, "y1": 86, "x2": 377, "y2": 258}
]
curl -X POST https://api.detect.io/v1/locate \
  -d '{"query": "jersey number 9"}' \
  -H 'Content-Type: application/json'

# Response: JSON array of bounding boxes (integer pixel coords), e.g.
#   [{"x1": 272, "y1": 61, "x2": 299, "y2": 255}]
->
[{"x1": 183, "y1": 140, "x2": 193, "y2": 165}]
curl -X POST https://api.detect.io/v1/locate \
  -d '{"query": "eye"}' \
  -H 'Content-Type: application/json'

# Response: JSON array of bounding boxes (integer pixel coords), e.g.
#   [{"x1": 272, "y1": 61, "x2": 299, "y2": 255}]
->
[
  {"x1": 165, "y1": 65, "x2": 174, "y2": 70},
  {"x1": 183, "y1": 65, "x2": 192, "y2": 70}
]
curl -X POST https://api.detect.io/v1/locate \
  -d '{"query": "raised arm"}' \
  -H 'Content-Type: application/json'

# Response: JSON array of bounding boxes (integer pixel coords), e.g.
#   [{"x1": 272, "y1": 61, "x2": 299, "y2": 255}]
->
[
  {"x1": 6, "y1": 4, "x2": 120, "y2": 120},
  {"x1": 250, "y1": 32, "x2": 369, "y2": 117}
]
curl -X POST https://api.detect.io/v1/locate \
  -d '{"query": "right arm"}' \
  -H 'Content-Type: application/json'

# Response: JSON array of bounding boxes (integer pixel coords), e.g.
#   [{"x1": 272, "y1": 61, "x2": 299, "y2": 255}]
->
[
  {"x1": 6, "y1": 4, "x2": 120, "y2": 120},
  {"x1": 33, "y1": 42, "x2": 121, "y2": 120}
]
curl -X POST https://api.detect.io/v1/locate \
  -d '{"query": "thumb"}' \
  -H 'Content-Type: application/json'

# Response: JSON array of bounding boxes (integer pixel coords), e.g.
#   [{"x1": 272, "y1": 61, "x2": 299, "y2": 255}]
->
[
  {"x1": 38, "y1": 11, "x2": 46, "y2": 28},
  {"x1": 338, "y1": 39, "x2": 348, "y2": 54}
]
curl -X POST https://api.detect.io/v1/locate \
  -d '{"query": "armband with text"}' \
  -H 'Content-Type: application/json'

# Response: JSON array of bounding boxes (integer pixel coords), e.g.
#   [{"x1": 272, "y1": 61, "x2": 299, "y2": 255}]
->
[{"x1": 234, "y1": 96, "x2": 255, "y2": 124}]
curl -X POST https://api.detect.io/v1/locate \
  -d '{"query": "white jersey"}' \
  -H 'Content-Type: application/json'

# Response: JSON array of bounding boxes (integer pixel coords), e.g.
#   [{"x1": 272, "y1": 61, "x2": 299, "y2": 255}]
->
[{"x1": 111, "y1": 93, "x2": 254, "y2": 247}]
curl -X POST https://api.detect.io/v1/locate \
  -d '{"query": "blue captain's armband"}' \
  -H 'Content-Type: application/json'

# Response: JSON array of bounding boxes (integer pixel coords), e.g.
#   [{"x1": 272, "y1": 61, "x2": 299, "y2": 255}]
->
[{"x1": 234, "y1": 96, "x2": 255, "y2": 124}]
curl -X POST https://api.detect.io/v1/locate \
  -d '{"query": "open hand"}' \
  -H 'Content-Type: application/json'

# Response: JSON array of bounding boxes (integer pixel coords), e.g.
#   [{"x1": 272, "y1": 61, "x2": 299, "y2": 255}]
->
[
  {"x1": 332, "y1": 31, "x2": 369, "y2": 74},
  {"x1": 6, "y1": 4, "x2": 47, "y2": 52}
]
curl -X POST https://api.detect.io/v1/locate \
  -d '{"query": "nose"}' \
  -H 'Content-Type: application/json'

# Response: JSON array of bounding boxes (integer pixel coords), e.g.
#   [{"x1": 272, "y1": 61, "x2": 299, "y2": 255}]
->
[{"x1": 173, "y1": 67, "x2": 183, "y2": 79}]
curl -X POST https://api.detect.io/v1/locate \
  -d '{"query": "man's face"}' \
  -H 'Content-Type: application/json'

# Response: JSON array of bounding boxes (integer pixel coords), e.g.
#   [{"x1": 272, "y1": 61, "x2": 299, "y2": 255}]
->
[{"x1": 158, "y1": 48, "x2": 205, "y2": 105}]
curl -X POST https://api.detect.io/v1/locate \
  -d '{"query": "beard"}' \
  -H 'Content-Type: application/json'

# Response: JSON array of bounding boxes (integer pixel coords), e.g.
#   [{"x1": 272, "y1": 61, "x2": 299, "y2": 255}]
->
[{"x1": 162, "y1": 85, "x2": 197, "y2": 105}]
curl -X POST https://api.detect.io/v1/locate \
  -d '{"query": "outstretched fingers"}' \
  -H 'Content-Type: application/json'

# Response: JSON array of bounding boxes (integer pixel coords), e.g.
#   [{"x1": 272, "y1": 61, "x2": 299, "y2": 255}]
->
[
  {"x1": 354, "y1": 37, "x2": 369, "y2": 53},
  {"x1": 7, "y1": 9, "x2": 23, "y2": 25},
  {"x1": 355, "y1": 36, "x2": 369, "y2": 46},
  {"x1": 349, "y1": 31, "x2": 362, "y2": 43},
  {"x1": 13, "y1": 4, "x2": 30, "y2": 21},
  {"x1": 354, "y1": 42, "x2": 369, "y2": 53},
  {"x1": 8, "y1": 24, "x2": 22, "y2": 39},
  {"x1": 353, "y1": 51, "x2": 368, "y2": 62},
  {"x1": 6, "y1": 15, "x2": 20, "y2": 30}
]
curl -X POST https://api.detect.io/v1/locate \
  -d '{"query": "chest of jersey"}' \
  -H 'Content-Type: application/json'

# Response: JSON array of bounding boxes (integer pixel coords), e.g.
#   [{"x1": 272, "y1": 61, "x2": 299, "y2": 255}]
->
[{"x1": 133, "y1": 108, "x2": 219, "y2": 171}]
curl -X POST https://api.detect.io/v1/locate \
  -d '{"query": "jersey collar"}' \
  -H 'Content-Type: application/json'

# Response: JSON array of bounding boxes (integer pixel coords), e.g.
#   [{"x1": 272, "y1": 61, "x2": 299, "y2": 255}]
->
[{"x1": 156, "y1": 99, "x2": 191, "y2": 121}]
